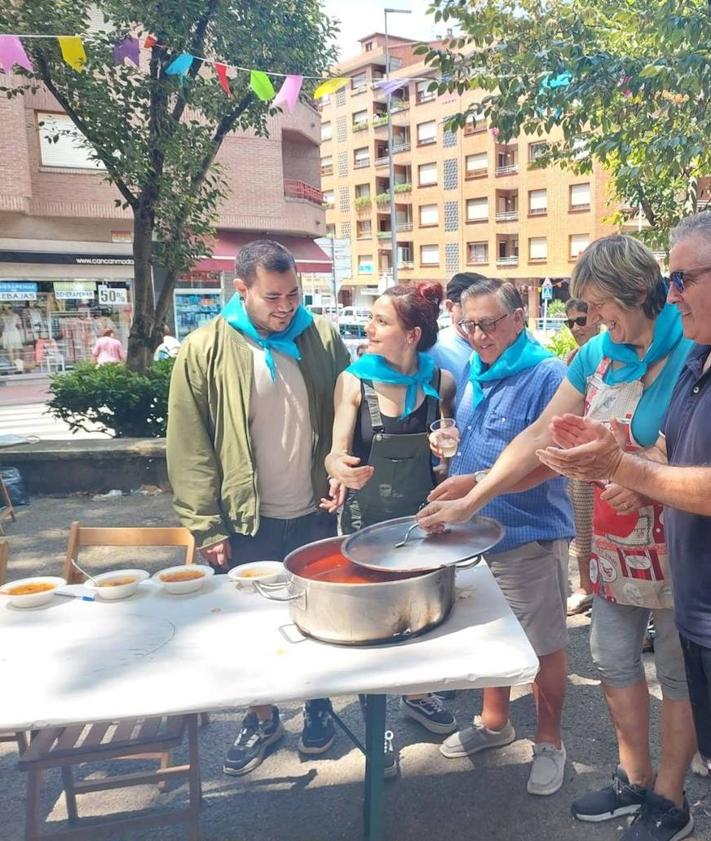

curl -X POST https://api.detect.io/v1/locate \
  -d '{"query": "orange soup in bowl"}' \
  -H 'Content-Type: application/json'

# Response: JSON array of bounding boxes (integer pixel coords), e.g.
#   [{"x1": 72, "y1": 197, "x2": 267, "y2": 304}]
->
[
  {"x1": 160, "y1": 569, "x2": 205, "y2": 583},
  {"x1": 8, "y1": 581, "x2": 56, "y2": 596},
  {"x1": 98, "y1": 576, "x2": 137, "y2": 588}
]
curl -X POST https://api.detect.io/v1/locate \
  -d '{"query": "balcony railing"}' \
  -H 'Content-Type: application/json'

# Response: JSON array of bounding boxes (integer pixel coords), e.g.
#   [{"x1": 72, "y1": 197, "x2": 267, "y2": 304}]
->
[
  {"x1": 353, "y1": 158, "x2": 371, "y2": 169},
  {"x1": 529, "y1": 207, "x2": 547, "y2": 216},
  {"x1": 400, "y1": 260, "x2": 415, "y2": 270},
  {"x1": 495, "y1": 164, "x2": 518, "y2": 176},
  {"x1": 375, "y1": 156, "x2": 389, "y2": 168},
  {"x1": 320, "y1": 165, "x2": 334, "y2": 177},
  {"x1": 397, "y1": 222, "x2": 413, "y2": 232},
  {"x1": 393, "y1": 142, "x2": 411, "y2": 155},
  {"x1": 352, "y1": 120, "x2": 369, "y2": 133},
  {"x1": 496, "y1": 255, "x2": 519, "y2": 266},
  {"x1": 284, "y1": 179, "x2": 323, "y2": 206},
  {"x1": 496, "y1": 210, "x2": 519, "y2": 222},
  {"x1": 416, "y1": 91, "x2": 437, "y2": 104},
  {"x1": 377, "y1": 231, "x2": 392, "y2": 240},
  {"x1": 468, "y1": 255, "x2": 489, "y2": 265}
]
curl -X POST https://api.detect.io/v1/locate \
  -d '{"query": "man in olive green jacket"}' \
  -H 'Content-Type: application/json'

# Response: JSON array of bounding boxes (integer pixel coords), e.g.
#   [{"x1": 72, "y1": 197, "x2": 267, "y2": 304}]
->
[{"x1": 167, "y1": 240, "x2": 350, "y2": 776}]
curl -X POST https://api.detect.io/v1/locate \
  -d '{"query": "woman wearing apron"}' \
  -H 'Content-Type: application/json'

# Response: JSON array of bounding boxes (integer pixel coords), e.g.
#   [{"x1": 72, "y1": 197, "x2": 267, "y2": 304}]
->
[
  {"x1": 416, "y1": 236, "x2": 697, "y2": 841},
  {"x1": 324, "y1": 281, "x2": 457, "y2": 772}
]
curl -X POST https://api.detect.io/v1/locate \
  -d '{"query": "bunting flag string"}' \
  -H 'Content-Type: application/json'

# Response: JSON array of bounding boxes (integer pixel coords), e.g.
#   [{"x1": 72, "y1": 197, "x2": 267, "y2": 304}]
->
[{"x1": 57, "y1": 35, "x2": 87, "y2": 71}]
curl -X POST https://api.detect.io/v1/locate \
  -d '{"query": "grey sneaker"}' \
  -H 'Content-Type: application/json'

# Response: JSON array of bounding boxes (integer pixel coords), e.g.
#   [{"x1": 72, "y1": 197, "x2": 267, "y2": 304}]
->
[
  {"x1": 527, "y1": 741, "x2": 566, "y2": 796},
  {"x1": 440, "y1": 716, "x2": 515, "y2": 759},
  {"x1": 401, "y1": 694, "x2": 457, "y2": 735}
]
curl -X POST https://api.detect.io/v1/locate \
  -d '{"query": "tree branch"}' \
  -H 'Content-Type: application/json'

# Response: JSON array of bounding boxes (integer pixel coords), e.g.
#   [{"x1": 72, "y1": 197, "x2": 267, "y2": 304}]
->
[{"x1": 170, "y1": 0, "x2": 222, "y2": 124}]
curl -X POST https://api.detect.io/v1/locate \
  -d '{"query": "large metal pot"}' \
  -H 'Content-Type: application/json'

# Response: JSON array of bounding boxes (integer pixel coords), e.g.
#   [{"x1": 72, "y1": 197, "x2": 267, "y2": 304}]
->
[{"x1": 257, "y1": 536, "x2": 458, "y2": 646}]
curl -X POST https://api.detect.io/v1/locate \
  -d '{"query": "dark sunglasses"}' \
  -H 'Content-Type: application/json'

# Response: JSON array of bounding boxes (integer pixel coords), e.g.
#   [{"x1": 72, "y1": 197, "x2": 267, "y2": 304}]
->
[
  {"x1": 669, "y1": 265, "x2": 711, "y2": 293},
  {"x1": 565, "y1": 316, "x2": 587, "y2": 328}
]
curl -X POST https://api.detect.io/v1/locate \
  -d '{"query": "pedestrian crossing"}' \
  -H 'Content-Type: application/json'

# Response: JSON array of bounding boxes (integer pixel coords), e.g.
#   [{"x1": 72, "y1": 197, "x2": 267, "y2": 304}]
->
[{"x1": 0, "y1": 402, "x2": 108, "y2": 441}]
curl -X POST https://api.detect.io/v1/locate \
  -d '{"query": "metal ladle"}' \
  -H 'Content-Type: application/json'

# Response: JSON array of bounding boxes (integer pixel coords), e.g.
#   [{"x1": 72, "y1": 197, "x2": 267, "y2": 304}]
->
[{"x1": 70, "y1": 557, "x2": 98, "y2": 586}]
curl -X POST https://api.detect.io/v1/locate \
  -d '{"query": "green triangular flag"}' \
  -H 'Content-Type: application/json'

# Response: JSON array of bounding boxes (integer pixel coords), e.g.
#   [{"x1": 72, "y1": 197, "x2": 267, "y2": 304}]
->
[{"x1": 250, "y1": 70, "x2": 276, "y2": 101}]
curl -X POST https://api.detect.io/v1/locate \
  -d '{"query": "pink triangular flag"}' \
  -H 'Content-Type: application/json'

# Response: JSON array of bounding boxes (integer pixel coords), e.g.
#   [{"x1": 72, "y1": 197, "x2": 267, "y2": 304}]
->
[
  {"x1": 0, "y1": 35, "x2": 33, "y2": 74},
  {"x1": 273, "y1": 74, "x2": 303, "y2": 112}
]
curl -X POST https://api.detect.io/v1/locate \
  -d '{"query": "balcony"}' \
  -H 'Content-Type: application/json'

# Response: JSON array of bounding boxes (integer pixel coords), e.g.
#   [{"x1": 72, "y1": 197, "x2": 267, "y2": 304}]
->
[
  {"x1": 400, "y1": 260, "x2": 415, "y2": 270},
  {"x1": 416, "y1": 91, "x2": 437, "y2": 104},
  {"x1": 496, "y1": 255, "x2": 519, "y2": 266},
  {"x1": 352, "y1": 120, "x2": 369, "y2": 133},
  {"x1": 397, "y1": 221, "x2": 413, "y2": 232},
  {"x1": 375, "y1": 155, "x2": 389, "y2": 168},
  {"x1": 284, "y1": 179, "x2": 323, "y2": 206},
  {"x1": 496, "y1": 210, "x2": 519, "y2": 222},
  {"x1": 353, "y1": 158, "x2": 371, "y2": 169},
  {"x1": 320, "y1": 165, "x2": 334, "y2": 177},
  {"x1": 495, "y1": 163, "x2": 518, "y2": 176},
  {"x1": 528, "y1": 207, "x2": 547, "y2": 217}
]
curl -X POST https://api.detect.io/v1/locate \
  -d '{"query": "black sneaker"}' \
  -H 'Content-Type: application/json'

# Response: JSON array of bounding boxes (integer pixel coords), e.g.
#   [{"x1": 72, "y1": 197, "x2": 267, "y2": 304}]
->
[
  {"x1": 298, "y1": 698, "x2": 336, "y2": 755},
  {"x1": 223, "y1": 709, "x2": 284, "y2": 776},
  {"x1": 432, "y1": 690, "x2": 457, "y2": 701},
  {"x1": 572, "y1": 765, "x2": 647, "y2": 822},
  {"x1": 621, "y1": 791, "x2": 694, "y2": 841},
  {"x1": 383, "y1": 728, "x2": 398, "y2": 779},
  {"x1": 400, "y1": 694, "x2": 457, "y2": 735}
]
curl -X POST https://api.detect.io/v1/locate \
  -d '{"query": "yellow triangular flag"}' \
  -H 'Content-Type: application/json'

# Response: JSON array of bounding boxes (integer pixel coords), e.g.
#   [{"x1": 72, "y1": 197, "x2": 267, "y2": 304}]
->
[
  {"x1": 58, "y1": 36, "x2": 87, "y2": 71},
  {"x1": 313, "y1": 77, "x2": 348, "y2": 99}
]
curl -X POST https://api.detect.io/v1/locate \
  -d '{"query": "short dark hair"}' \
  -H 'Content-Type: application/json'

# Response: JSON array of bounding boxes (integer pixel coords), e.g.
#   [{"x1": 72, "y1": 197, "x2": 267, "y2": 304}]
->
[
  {"x1": 565, "y1": 297, "x2": 588, "y2": 315},
  {"x1": 236, "y1": 240, "x2": 297, "y2": 285},
  {"x1": 446, "y1": 272, "x2": 487, "y2": 304}
]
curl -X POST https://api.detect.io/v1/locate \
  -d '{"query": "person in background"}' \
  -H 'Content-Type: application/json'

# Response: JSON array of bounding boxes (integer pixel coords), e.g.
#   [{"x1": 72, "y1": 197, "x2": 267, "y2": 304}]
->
[
  {"x1": 153, "y1": 323, "x2": 181, "y2": 361},
  {"x1": 418, "y1": 236, "x2": 696, "y2": 841},
  {"x1": 563, "y1": 298, "x2": 600, "y2": 615},
  {"x1": 427, "y1": 273, "x2": 483, "y2": 406},
  {"x1": 168, "y1": 239, "x2": 351, "y2": 777},
  {"x1": 91, "y1": 327, "x2": 124, "y2": 365}
]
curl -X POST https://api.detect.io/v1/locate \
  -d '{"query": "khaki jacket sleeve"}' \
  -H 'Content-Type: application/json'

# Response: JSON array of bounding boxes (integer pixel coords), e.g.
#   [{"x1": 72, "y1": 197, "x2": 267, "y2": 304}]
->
[{"x1": 166, "y1": 343, "x2": 230, "y2": 549}]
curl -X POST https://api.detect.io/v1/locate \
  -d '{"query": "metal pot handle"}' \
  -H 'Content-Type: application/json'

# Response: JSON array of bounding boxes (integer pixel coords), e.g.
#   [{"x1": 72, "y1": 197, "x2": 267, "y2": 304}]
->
[
  {"x1": 453, "y1": 555, "x2": 483, "y2": 570},
  {"x1": 254, "y1": 580, "x2": 306, "y2": 609}
]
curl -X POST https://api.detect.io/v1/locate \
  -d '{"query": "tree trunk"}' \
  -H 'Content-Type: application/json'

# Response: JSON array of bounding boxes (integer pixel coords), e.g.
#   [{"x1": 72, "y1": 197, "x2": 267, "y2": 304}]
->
[{"x1": 127, "y1": 206, "x2": 158, "y2": 372}]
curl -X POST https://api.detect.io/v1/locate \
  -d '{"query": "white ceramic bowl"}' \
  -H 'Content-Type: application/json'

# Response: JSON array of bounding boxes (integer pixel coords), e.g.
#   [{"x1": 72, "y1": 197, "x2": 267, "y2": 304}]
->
[
  {"x1": 153, "y1": 564, "x2": 214, "y2": 594},
  {"x1": 85, "y1": 569, "x2": 150, "y2": 601},
  {"x1": 228, "y1": 561, "x2": 286, "y2": 591},
  {"x1": 0, "y1": 576, "x2": 66, "y2": 609}
]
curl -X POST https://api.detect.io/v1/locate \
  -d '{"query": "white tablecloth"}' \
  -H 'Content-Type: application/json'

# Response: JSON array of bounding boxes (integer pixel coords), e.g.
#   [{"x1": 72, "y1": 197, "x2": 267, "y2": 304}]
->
[{"x1": 0, "y1": 564, "x2": 539, "y2": 730}]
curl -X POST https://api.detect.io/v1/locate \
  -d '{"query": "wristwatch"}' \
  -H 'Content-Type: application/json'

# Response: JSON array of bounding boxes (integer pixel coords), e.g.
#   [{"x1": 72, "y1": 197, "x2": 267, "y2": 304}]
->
[{"x1": 473, "y1": 470, "x2": 489, "y2": 484}]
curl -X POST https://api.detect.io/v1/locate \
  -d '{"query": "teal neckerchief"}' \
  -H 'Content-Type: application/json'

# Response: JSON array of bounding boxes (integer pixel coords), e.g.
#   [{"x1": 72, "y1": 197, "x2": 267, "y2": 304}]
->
[
  {"x1": 346, "y1": 352, "x2": 440, "y2": 419},
  {"x1": 601, "y1": 301, "x2": 684, "y2": 384},
  {"x1": 221, "y1": 294, "x2": 313, "y2": 381},
  {"x1": 469, "y1": 330, "x2": 553, "y2": 407}
]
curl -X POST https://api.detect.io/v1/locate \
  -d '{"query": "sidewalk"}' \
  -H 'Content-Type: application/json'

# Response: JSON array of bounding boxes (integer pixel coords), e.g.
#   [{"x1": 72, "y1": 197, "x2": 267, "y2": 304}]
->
[{"x1": 0, "y1": 494, "x2": 709, "y2": 841}]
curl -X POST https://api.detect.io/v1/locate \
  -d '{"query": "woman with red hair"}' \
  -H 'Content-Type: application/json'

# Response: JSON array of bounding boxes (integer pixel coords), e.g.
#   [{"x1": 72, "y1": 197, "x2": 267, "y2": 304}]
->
[{"x1": 324, "y1": 282, "x2": 457, "y2": 765}]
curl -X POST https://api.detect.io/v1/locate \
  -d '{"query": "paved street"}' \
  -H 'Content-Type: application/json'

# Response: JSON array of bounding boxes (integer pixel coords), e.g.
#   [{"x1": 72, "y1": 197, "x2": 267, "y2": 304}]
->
[{"x1": 0, "y1": 495, "x2": 709, "y2": 841}]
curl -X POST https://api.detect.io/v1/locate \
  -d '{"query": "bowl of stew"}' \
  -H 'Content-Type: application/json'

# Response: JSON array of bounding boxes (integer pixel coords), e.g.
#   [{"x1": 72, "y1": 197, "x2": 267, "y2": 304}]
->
[
  {"x1": 228, "y1": 561, "x2": 285, "y2": 591},
  {"x1": 85, "y1": 569, "x2": 150, "y2": 600},
  {"x1": 0, "y1": 576, "x2": 66, "y2": 609},
  {"x1": 153, "y1": 564, "x2": 214, "y2": 594}
]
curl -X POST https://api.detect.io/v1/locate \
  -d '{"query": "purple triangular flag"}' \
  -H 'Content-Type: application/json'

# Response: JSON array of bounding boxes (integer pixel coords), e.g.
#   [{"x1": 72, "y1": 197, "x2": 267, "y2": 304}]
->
[
  {"x1": 0, "y1": 35, "x2": 33, "y2": 74},
  {"x1": 273, "y1": 75, "x2": 303, "y2": 112},
  {"x1": 374, "y1": 78, "x2": 409, "y2": 96},
  {"x1": 113, "y1": 36, "x2": 140, "y2": 67}
]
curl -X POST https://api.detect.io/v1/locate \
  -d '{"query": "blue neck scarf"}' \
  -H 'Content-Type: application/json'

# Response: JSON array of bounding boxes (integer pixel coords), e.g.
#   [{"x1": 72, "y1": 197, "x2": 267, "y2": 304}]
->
[
  {"x1": 346, "y1": 352, "x2": 440, "y2": 419},
  {"x1": 601, "y1": 302, "x2": 684, "y2": 384},
  {"x1": 221, "y1": 294, "x2": 313, "y2": 381},
  {"x1": 469, "y1": 330, "x2": 552, "y2": 407}
]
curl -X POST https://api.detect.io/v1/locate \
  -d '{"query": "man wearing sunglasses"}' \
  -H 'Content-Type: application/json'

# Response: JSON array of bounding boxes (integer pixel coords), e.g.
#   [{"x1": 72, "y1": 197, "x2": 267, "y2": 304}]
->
[
  {"x1": 564, "y1": 298, "x2": 600, "y2": 363},
  {"x1": 536, "y1": 211, "x2": 711, "y2": 782}
]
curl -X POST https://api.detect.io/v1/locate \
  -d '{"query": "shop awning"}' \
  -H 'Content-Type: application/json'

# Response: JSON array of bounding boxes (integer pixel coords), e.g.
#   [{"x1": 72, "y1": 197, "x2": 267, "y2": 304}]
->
[{"x1": 193, "y1": 232, "x2": 333, "y2": 275}]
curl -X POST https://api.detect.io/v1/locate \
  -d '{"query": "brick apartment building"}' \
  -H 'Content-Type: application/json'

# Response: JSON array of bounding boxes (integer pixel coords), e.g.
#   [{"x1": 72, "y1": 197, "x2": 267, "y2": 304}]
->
[
  {"x1": 0, "y1": 77, "x2": 329, "y2": 378},
  {"x1": 320, "y1": 32, "x2": 618, "y2": 314}
]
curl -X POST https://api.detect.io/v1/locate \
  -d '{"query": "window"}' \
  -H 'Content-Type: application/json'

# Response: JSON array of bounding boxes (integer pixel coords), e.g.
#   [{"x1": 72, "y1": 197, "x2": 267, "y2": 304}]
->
[
  {"x1": 416, "y1": 80, "x2": 436, "y2": 104},
  {"x1": 364, "y1": 41, "x2": 373, "y2": 52},
  {"x1": 322, "y1": 190, "x2": 335, "y2": 208},
  {"x1": 355, "y1": 183, "x2": 371, "y2": 198},
  {"x1": 321, "y1": 121, "x2": 332, "y2": 141},
  {"x1": 321, "y1": 155, "x2": 333, "y2": 175},
  {"x1": 352, "y1": 72, "x2": 367, "y2": 92},
  {"x1": 420, "y1": 244, "x2": 439, "y2": 266},
  {"x1": 466, "y1": 197, "x2": 488, "y2": 222},
  {"x1": 352, "y1": 109, "x2": 369, "y2": 129},
  {"x1": 417, "y1": 120, "x2": 437, "y2": 145},
  {"x1": 418, "y1": 162, "x2": 437, "y2": 186},
  {"x1": 419, "y1": 204, "x2": 439, "y2": 226},
  {"x1": 464, "y1": 111, "x2": 485, "y2": 134},
  {"x1": 353, "y1": 147, "x2": 370, "y2": 168},
  {"x1": 570, "y1": 183, "x2": 591, "y2": 210},
  {"x1": 357, "y1": 220, "x2": 372, "y2": 239},
  {"x1": 529, "y1": 189, "x2": 547, "y2": 216},
  {"x1": 467, "y1": 242, "x2": 488, "y2": 265},
  {"x1": 572, "y1": 137, "x2": 589, "y2": 160},
  {"x1": 38, "y1": 112, "x2": 104, "y2": 169},
  {"x1": 528, "y1": 141, "x2": 547, "y2": 164},
  {"x1": 570, "y1": 234, "x2": 590, "y2": 259},
  {"x1": 529, "y1": 237, "x2": 548, "y2": 261},
  {"x1": 358, "y1": 255, "x2": 374, "y2": 274},
  {"x1": 465, "y1": 152, "x2": 488, "y2": 178}
]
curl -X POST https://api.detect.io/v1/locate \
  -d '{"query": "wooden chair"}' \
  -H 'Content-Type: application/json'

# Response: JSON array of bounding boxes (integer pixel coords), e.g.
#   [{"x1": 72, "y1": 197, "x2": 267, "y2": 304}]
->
[
  {"x1": 63, "y1": 522, "x2": 196, "y2": 584},
  {"x1": 19, "y1": 714, "x2": 201, "y2": 841},
  {"x1": 0, "y1": 538, "x2": 28, "y2": 754},
  {"x1": 0, "y1": 476, "x2": 16, "y2": 535}
]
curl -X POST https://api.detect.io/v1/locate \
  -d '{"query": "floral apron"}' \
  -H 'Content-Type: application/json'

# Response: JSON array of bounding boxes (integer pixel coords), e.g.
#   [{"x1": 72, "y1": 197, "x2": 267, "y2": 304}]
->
[{"x1": 584, "y1": 357, "x2": 672, "y2": 609}]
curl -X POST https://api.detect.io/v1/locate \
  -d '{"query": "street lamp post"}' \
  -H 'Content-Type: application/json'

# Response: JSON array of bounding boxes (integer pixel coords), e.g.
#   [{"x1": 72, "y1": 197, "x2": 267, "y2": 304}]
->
[{"x1": 384, "y1": 7, "x2": 411, "y2": 288}]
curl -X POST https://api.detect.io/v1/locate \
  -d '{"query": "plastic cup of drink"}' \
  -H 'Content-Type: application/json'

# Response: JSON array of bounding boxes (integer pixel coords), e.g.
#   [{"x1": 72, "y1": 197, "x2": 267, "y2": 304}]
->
[{"x1": 429, "y1": 417, "x2": 460, "y2": 458}]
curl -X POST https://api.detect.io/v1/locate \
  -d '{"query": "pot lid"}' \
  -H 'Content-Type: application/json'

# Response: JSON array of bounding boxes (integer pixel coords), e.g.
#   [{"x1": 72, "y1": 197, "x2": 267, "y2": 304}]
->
[{"x1": 342, "y1": 515, "x2": 505, "y2": 573}]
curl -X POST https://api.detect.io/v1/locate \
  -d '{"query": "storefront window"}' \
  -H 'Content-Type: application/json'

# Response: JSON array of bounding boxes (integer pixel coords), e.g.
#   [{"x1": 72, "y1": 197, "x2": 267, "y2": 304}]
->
[
  {"x1": 0, "y1": 280, "x2": 132, "y2": 376},
  {"x1": 174, "y1": 288, "x2": 223, "y2": 342}
]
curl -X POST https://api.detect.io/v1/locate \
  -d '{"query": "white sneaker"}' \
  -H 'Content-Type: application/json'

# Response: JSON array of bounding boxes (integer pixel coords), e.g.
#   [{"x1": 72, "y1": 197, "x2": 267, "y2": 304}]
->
[
  {"x1": 527, "y1": 741, "x2": 566, "y2": 796},
  {"x1": 567, "y1": 591, "x2": 593, "y2": 615},
  {"x1": 440, "y1": 716, "x2": 515, "y2": 759}
]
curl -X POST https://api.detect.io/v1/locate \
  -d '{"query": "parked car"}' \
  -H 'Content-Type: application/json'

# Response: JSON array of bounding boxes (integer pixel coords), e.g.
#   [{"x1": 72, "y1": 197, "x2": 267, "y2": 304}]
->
[
  {"x1": 306, "y1": 305, "x2": 339, "y2": 322},
  {"x1": 338, "y1": 307, "x2": 371, "y2": 336}
]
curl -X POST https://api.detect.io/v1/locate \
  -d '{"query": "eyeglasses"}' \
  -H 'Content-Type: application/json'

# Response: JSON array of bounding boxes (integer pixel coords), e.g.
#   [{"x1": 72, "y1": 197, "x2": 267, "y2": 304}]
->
[
  {"x1": 565, "y1": 316, "x2": 587, "y2": 328},
  {"x1": 457, "y1": 313, "x2": 509, "y2": 335},
  {"x1": 669, "y1": 265, "x2": 711, "y2": 293}
]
